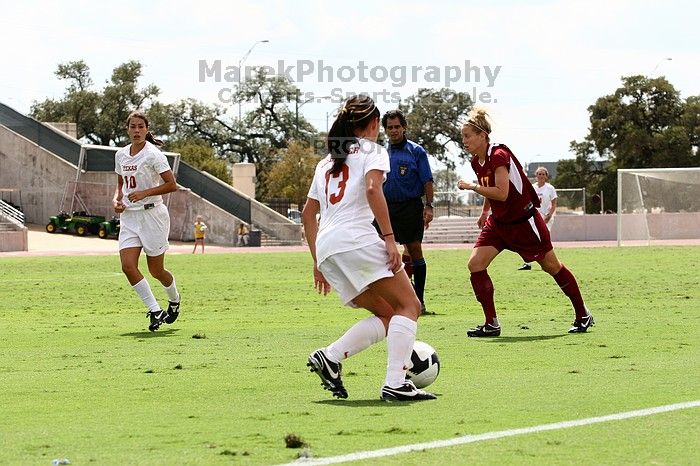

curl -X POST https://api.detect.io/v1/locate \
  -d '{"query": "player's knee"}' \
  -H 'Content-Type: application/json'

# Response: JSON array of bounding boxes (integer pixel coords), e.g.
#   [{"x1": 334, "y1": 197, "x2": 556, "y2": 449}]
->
[
  {"x1": 406, "y1": 295, "x2": 421, "y2": 320},
  {"x1": 147, "y1": 265, "x2": 165, "y2": 279},
  {"x1": 121, "y1": 263, "x2": 138, "y2": 276},
  {"x1": 467, "y1": 258, "x2": 484, "y2": 273}
]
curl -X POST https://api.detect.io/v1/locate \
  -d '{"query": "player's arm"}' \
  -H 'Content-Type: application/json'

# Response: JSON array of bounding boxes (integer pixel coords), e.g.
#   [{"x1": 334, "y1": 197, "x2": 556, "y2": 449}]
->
[
  {"x1": 478, "y1": 199, "x2": 491, "y2": 229},
  {"x1": 302, "y1": 198, "x2": 321, "y2": 263},
  {"x1": 458, "y1": 165, "x2": 509, "y2": 202},
  {"x1": 366, "y1": 169, "x2": 401, "y2": 272},
  {"x1": 545, "y1": 197, "x2": 557, "y2": 223},
  {"x1": 302, "y1": 197, "x2": 330, "y2": 295},
  {"x1": 423, "y1": 180, "x2": 434, "y2": 229},
  {"x1": 113, "y1": 175, "x2": 125, "y2": 213},
  {"x1": 127, "y1": 170, "x2": 177, "y2": 203}
]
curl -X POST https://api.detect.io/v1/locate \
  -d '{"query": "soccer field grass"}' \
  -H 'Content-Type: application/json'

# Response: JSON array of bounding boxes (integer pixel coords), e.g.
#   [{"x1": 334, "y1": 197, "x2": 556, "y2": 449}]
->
[{"x1": 1, "y1": 246, "x2": 698, "y2": 465}]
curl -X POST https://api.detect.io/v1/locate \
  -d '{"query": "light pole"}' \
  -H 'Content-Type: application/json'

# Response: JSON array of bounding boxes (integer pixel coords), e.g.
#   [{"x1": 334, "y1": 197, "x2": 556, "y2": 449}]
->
[
  {"x1": 649, "y1": 57, "x2": 672, "y2": 76},
  {"x1": 294, "y1": 92, "x2": 331, "y2": 137},
  {"x1": 238, "y1": 39, "x2": 269, "y2": 121}
]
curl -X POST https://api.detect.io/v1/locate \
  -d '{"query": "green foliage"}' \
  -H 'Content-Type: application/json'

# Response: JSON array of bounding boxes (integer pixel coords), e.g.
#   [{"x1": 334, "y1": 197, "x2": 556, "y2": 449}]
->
[
  {"x1": 30, "y1": 60, "x2": 164, "y2": 146},
  {"x1": 399, "y1": 88, "x2": 473, "y2": 168},
  {"x1": 168, "y1": 69, "x2": 319, "y2": 198},
  {"x1": 263, "y1": 140, "x2": 318, "y2": 204},
  {"x1": 560, "y1": 75, "x2": 700, "y2": 212},
  {"x1": 0, "y1": 247, "x2": 698, "y2": 464},
  {"x1": 166, "y1": 137, "x2": 231, "y2": 184},
  {"x1": 432, "y1": 168, "x2": 462, "y2": 205}
]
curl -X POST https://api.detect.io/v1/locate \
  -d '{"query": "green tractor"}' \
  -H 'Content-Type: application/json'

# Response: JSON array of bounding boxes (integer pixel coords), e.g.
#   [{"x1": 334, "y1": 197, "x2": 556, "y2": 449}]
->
[
  {"x1": 98, "y1": 216, "x2": 120, "y2": 239},
  {"x1": 46, "y1": 211, "x2": 107, "y2": 236}
]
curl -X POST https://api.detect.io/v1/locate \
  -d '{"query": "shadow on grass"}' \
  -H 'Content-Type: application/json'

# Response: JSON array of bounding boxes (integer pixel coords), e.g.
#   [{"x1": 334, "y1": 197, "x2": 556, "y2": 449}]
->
[
  {"x1": 486, "y1": 334, "x2": 566, "y2": 343},
  {"x1": 313, "y1": 398, "x2": 441, "y2": 407},
  {"x1": 120, "y1": 329, "x2": 180, "y2": 338}
]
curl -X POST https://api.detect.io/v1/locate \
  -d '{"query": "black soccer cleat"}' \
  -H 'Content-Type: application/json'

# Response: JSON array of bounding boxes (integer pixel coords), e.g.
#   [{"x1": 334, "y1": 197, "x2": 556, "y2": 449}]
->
[
  {"x1": 307, "y1": 349, "x2": 348, "y2": 399},
  {"x1": 147, "y1": 309, "x2": 167, "y2": 332},
  {"x1": 568, "y1": 313, "x2": 595, "y2": 333},
  {"x1": 518, "y1": 263, "x2": 532, "y2": 271},
  {"x1": 164, "y1": 300, "x2": 180, "y2": 324},
  {"x1": 420, "y1": 303, "x2": 436, "y2": 316},
  {"x1": 467, "y1": 323, "x2": 501, "y2": 337},
  {"x1": 380, "y1": 380, "x2": 437, "y2": 402}
]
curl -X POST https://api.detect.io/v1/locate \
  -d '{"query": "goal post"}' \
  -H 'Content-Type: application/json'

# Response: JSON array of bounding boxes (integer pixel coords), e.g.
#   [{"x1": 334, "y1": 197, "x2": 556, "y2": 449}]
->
[
  {"x1": 555, "y1": 188, "x2": 586, "y2": 215},
  {"x1": 617, "y1": 168, "x2": 700, "y2": 246}
]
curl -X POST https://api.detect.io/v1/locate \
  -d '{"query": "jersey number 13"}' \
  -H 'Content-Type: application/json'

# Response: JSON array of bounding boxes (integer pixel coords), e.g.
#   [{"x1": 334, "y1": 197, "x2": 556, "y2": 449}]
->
[{"x1": 324, "y1": 166, "x2": 349, "y2": 206}]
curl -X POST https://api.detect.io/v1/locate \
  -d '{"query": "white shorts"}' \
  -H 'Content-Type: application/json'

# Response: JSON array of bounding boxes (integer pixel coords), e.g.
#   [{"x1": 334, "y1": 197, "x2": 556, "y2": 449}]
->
[
  {"x1": 118, "y1": 204, "x2": 170, "y2": 256},
  {"x1": 318, "y1": 240, "x2": 397, "y2": 307}
]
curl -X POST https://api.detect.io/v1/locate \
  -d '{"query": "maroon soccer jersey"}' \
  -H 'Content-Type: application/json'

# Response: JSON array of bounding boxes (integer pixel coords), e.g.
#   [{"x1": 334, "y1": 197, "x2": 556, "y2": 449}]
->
[{"x1": 470, "y1": 144, "x2": 540, "y2": 223}]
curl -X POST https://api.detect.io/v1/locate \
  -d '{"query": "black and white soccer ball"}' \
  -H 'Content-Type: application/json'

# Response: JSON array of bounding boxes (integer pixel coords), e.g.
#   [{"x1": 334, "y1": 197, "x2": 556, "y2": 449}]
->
[{"x1": 406, "y1": 341, "x2": 440, "y2": 388}]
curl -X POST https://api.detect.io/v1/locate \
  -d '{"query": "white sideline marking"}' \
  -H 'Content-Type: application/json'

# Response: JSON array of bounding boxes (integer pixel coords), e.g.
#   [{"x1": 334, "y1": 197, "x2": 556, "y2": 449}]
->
[{"x1": 283, "y1": 400, "x2": 700, "y2": 465}]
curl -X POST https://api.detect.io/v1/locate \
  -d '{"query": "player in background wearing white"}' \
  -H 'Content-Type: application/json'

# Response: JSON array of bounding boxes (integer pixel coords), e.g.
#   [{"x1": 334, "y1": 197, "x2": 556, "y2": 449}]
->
[
  {"x1": 302, "y1": 95, "x2": 436, "y2": 402},
  {"x1": 518, "y1": 167, "x2": 557, "y2": 270},
  {"x1": 114, "y1": 111, "x2": 181, "y2": 332}
]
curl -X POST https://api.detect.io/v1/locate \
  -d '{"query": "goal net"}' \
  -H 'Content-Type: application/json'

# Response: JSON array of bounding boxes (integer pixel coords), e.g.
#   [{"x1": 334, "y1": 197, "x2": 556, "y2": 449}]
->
[
  {"x1": 617, "y1": 168, "x2": 700, "y2": 245},
  {"x1": 555, "y1": 188, "x2": 585, "y2": 215}
]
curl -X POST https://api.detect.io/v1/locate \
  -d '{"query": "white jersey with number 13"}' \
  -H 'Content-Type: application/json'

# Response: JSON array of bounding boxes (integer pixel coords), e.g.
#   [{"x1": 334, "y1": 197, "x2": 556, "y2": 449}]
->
[{"x1": 307, "y1": 138, "x2": 390, "y2": 265}]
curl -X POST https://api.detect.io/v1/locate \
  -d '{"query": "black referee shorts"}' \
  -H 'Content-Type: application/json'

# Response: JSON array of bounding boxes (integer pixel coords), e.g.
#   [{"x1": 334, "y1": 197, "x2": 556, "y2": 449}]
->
[{"x1": 387, "y1": 197, "x2": 425, "y2": 245}]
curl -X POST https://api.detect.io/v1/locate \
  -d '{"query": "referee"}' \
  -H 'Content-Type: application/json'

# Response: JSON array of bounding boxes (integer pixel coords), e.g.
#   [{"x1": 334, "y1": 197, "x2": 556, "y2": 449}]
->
[{"x1": 381, "y1": 109, "x2": 435, "y2": 314}]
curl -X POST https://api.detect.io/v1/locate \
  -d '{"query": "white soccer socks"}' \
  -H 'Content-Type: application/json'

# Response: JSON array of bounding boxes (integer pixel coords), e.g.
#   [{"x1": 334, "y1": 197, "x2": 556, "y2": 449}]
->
[
  {"x1": 385, "y1": 315, "x2": 417, "y2": 388},
  {"x1": 327, "y1": 316, "x2": 386, "y2": 363},
  {"x1": 133, "y1": 278, "x2": 161, "y2": 313},
  {"x1": 163, "y1": 277, "x2": 180, "y2": 303}
]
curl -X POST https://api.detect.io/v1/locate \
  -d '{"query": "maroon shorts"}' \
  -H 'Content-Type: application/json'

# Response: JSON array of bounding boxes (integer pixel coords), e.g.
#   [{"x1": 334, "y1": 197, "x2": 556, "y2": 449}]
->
[{"x1": 474, "y1": 211, "x2": 553, "y2": 263}]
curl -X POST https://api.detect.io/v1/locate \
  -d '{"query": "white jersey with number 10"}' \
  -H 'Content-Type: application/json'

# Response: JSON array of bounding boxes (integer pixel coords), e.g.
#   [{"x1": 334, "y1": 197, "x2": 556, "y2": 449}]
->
[
  {"x1": 307, "y1": 138, "x2": 390, "y2": 265},
  {"x1": 115, "y1": 141, "x2": 171, "y2": 210}
]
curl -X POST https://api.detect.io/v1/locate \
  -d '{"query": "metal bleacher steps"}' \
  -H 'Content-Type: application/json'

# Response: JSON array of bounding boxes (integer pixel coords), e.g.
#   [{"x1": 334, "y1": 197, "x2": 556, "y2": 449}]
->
[{"x1": 422, "y1": 216, "x2": 481, "y2": 244}]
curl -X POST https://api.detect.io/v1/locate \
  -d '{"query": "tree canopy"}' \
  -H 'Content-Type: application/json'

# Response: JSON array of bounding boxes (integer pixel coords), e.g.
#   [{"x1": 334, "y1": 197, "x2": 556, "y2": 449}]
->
[
  {"x1": 263, "y1": 141, "x2": 318, "y2": 205},
  {"x1": 558, "y1": 75, "x2": 700, "y2": 212},
  {"x1": 399, "y1": 88, "x2": 473, "y2": 168},
  {"x1": 31, "y1": 60, "x2": 166, "y2": 146}
]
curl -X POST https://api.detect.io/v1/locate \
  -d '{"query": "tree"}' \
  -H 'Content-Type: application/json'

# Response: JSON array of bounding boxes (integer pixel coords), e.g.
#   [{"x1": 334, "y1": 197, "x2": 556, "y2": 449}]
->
[
  {"x1": 584, "y1": 75, "x2": 696, "y2": 168},
  {"x1": 169, "y1": 69, "x2": 317, "y2": 198},
  {"x1": 558, "y1": 75, "x2": 700, "y2": 212},
  {"x1": 432, "y1": 168, "x2": 461, "y2": 205},
  {"x1": 399, "y1": 88, "x2": 473, "y2": 168},
  {"x1": 31, "y1": 60, "x2": 164, "y2": 146},
  {"x1": 264, "y1": 141, "x2": 318, "y2": 204},
  {"x1": 165, "y1": 137, "x2": 230, "y2": 184}
]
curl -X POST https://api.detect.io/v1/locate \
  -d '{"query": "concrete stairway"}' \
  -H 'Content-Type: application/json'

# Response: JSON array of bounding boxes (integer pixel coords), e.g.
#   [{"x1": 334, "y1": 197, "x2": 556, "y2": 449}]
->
[
  {"x1": 255, "y1": 217, "x2": 482, "y2": 246},
  {"x1": 261, "y1": 230, "x2": 303, "y2": 246},
  {"x1": 423, "y1": 216, "x2": 481, "y2": 244}
]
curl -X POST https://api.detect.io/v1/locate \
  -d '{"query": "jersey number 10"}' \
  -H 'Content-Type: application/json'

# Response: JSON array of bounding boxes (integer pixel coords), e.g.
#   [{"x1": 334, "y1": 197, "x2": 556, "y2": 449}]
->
[{"x1": 123, "y1": 175, "x2": 137, "y2": 189}]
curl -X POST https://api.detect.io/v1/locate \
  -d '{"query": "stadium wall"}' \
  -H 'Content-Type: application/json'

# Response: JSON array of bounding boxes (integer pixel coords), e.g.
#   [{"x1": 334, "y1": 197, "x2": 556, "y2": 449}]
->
[
  {"x1": 0, "y1": 125, "x2": 249, "y2": 246},
  {"x1": 550, "y1": 215, "x2": 616, "y2": 241},
  {"x1": 550, "y1": 213, "x2": 699, "y2": 241},
  {"x1": 0, "y1": 124, "x2": 77, "y2": 223}
]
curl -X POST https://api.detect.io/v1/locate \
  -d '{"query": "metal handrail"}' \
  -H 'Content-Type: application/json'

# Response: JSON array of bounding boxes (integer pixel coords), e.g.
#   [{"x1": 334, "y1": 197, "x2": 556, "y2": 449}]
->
[{"x1": 0, "y1": 199, "x2": 25, "y2": 226}]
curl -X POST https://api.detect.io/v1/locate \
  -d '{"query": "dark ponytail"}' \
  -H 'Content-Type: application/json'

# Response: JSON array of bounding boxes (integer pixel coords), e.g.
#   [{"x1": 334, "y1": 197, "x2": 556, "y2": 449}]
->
[
  {"x1": 145, "y1": 132, "x2": 164, "y2": 147},
  {"x1": 327, "y1": 95, "x2": 380, "y2": 174},
  {"x1": 127, "y1": 110, "x2": 164, "y2": 146}
]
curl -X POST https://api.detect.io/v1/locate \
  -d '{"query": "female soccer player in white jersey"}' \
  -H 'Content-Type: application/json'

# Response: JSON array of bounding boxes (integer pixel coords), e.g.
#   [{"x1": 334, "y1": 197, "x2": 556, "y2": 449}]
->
[
  {"x1": 113, "y1": 111, "x2": 181, "y2": 332},
  {"x1": 518, "y1": 166, "x2": 558, "y2": 270},
  {"x1": 302, "y1": 95, "x2": 436, "y2": 402}
]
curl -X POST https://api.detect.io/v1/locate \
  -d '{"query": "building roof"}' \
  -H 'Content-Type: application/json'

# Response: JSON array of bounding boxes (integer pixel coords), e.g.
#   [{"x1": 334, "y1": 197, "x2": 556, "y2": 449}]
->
[{"x1": 524, "y1": 161, "x2": 559, "y2": 180}]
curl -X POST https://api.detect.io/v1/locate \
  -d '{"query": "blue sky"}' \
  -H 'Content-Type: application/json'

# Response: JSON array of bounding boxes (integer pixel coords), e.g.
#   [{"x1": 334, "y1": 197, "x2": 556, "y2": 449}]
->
[{"x1": 1, "y1": 0, "x2": 697, "y2": 180}]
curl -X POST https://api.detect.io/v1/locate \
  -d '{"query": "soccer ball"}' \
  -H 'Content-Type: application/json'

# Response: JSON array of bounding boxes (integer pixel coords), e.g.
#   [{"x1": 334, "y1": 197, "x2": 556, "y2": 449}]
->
[{"x1": 406, "y1": 341, "x2": 440, "y2": 388}]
